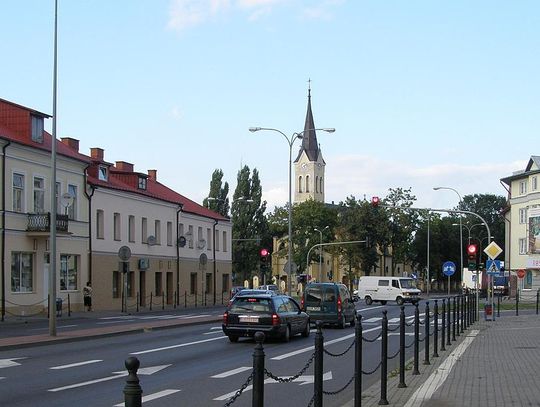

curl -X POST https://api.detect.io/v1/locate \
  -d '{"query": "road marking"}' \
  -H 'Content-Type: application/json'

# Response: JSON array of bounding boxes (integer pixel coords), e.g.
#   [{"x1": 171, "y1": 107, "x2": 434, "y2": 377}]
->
[
  {"x1": 403, "y1": 329, "x2": 479, "y2": 407},
  {"x1": 0, "y1": 358, "x2": 27, "y2": 368},
  {"x1": 113, "y1": 389, "x2": 180, "y2": 406},
  {"x1": 48, "y1": 365, "x2": 170, "y2": 392},
  {"x1": 50, "y1": 360, "x2": 102, "y2": 370},
  {"x1": 97, "y1": 320, "x2": 137, "y2": 325},
  {"x1": 204, "y1": 330, "x2": 224, "y2": 335},
  {"x1": 178, "y1": 314, "x2": 211, "y2": 319},
  {"x1": 271, "y1": 327, "x2": 380, "y2": 361},
  {"x1": 211, "y1": 366, "x2": 251, "y2": 378},
  {"x1": 363, "y1": 317, "x2": 381, "y2": 323},
  {"x1": 131, "y1": 335, "x2": 227, "y2": 355},
  {"x1": 29, "y1": 324, "x2": 79, "y2": 332}
]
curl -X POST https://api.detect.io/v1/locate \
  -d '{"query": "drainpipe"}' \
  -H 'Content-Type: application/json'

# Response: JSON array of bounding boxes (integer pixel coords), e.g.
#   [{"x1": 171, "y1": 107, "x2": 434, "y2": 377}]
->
[
  {"x1": 213, "y1": 218, "x2": 218, "y2": 305},
  {"x1": 176, "y1": 204, "x2": 183, "y2": 306},
  {"x1": 1, "y1": 140, "x2": 11, "y2": 321},
  {"x1": 83, "y1": 170, "x2": 94, "y2": 283}
]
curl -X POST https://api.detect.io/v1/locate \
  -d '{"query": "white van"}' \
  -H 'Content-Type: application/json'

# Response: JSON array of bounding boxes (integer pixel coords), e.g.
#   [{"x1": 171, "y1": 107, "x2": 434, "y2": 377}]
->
[{"x1": 357, "y1": 276, "x2": 421, "y2": 305}]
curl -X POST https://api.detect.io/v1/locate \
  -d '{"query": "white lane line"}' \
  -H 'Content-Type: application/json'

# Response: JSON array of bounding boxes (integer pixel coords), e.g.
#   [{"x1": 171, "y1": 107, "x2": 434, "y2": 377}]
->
[
  {"x1": 363, "y1": 317, "x2": 382, "y2": 323},
  {"x1": 179, "y1": 314, "x2": 211, "y2": 319},
  {"x1": 97, "y1": 320, "x2": 137, "y2": 325},
  {"x1": 113, "y1": 389, "x2": 181, "y2": 406},
  {"x1": 271, "y1": 327, "x2": 380, "y2": 361},
  {"x1": 130, "y1": 335, "x2": 227, "y2": 355},
  {"x1": 49, "y1": 372, "x2": 127, "y2": 392},
  {"x1": 211, "y1": 366, "x2": 251, "y2": 378},
  {"x1": 30, "y1": 324, "x2": 79, "y2": 332},
  {"x1": 204, "y1": 330, "x2": 223, "y2": 335},
  {"x1": 403, "y1": 330, "x2": 479, "y2": 407},
  {"x1": 210, "y1": 326, "x2": 222, "y2": 330},
  {"x1": 50, "y1": 360, "x2": 102, "y2": 370}
]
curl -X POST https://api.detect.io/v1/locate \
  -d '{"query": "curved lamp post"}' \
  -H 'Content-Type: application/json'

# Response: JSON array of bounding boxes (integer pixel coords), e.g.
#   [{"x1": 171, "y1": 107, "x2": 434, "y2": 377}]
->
[
  {"x1": 249, "y1": 127, "x2": 335, "y2": 295},
  {"x1": 314, "y1": 226, "x2": 329, "y2": 281}
]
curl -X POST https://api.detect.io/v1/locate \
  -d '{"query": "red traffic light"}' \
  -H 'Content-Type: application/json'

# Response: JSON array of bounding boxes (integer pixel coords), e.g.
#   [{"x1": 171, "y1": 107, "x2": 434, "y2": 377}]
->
[
  {"x1": 371, "y1": 196, "x2": 380, "y2": 207},
  {"x1": 260, "y1": 248, "x2": 269, "y2": 257},
  {"x1": 467, "y1": 244, "x2": 477, "y2": 256}
]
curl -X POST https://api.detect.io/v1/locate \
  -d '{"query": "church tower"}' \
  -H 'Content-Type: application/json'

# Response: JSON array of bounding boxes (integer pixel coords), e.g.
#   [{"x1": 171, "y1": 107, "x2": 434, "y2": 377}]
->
[{"x1": 293, "y1": 87, "x2": 325, "y2": 203}]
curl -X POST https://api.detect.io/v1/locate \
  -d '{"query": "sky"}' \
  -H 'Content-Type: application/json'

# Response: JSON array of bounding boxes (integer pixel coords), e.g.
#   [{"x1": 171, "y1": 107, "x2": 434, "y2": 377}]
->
[{"x1": 2, "y1": 0, "x2": 539, "y2": 213}]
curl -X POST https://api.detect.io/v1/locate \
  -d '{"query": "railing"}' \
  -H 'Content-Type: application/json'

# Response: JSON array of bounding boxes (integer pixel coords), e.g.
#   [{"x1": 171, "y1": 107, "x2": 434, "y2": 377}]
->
[{"x1": 27, "y1": 213, "x2": 69, "y2": 232}]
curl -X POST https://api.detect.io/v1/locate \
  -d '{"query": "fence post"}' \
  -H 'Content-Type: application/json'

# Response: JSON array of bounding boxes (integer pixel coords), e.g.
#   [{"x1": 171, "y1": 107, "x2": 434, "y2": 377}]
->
[
  {"x1": 441, "y1": 299, "x2": 446, "y2": 352},
  {"x1": 379, "y1": 310, "x2": 389, "y2": 405},
  {"x1": 413, "y1": 303, "x2": 420, "y2": 375},
  {"x1": 68, "y1": 293, "x2": 71, "y2": 317},
  {"x1": 252, "y1": 332, "x2": 265, "y2": 407},
  {"x1": 423, "y1": 302, "x2": 430, "y2": 365},
  {"x1": 433, "y1": 300, "x2": 439, "y2": 358},
  {"x1": 398, "y1": 306, "x2": 406, "y2": 388},
  {"x1": 516, "y1": 290, "x2": 519, "y2": 316},
  {"x1": 452, "y1": 296, "x2": 456, "y2": 341},
  {"x1": 461, "y1": 294, "x2": 465, "y2": 333},
  {"x1": 354, "y1": 314, "x2": 362, "y2": 407},
  {"x1": 314, "y1": 321, "x2": 324, "y2": 407},
  {"x1": 456, "y1": 296, "x2": 461, "y2": 337},
  {"x1": 123, "y1": 357, "x2": 142, "y2": 407}
]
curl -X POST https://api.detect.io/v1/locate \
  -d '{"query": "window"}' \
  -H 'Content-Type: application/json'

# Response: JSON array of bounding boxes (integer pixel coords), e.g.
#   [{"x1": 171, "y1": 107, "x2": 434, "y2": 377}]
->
[
  {"x1": 138, "y1": 176, "x2": 147, "y2": 190},
  {"x1": 155, "y1": 272, "x2": 163, "y2": 296},
  {"x1": 13, "y1": 173, "x2": 24, "y2": 212},
  {"x1": 198, "y1": 226, "x2": 203, "y2": 248},
  {"x1": 215, "y1": 228, "x2": 220, "y2": 251},
  {"x1": 155, "y1": 220, "x2": 161, "y2": 244},
  {"x1": 207, "y1": 228, "x2": 212, "y2": 251},
  {"x1": 31, "y1": 115, "x2": 44, "y2": 143},
  {"x1": 142, "y1": 217, "x2": 148, "y2": 243},
  {"x1": 519, "y1": 180, "x2": 528, "y2": 195},
  {"x1": 60, "y1": 254, "x2": 78, "y2": 290},
  {"x1": 315, "y1": 176, "x2": 319, "y2": 193},
  {"x1": 205, "y1": 273, "x2": 212, "y2": 294},
  {"x1": 55, "y1": 182, "x2": 61, "y2": 215},
  {"x1": 306, "y1": 175, "x2": 310, "y2": 193},
  {"x1": 392, "y1": 279, "x2": 399, "y2": 289},
  {"x1": 98, "y1": 166, "x2": 108, "y2": 181},
  {"x1": 167, "y1": 222, "x2": 173, "y2": 246},
  {"x1": 33, "y1": 176, "x2": 45, "y2": 213},
  {"x1": 222, "y1": 231, "x2": 227, "y2": 252},
  {"x1": 519, "y1": 238, "x2": 527, "y2": 254},
  {"x1": 11, "y1": 252, "x2": 33, "y2": 292},
  {"x1": 190, "y1": 273, "x2": 197, "y2": 295},
  {"x1": 188, "y1": 225, "x2": 194, "y2": 248},
  {"x1": 114, "y1": 213, "x2": 121, "y2": 241},
  {"x1": 533, "y1": 176, "x2": 538, "y2": 191},
  {"x1": 112, "y1": 271, "x2": 121, "y2": 298},
  {"x1": 128, "y1": 215, "x2": 135, "y2": 242},
  {"x1": 299, "y1": 176, "x2": 303, "y2": 193},
  {"x1": 222, "y1": 274, "x2": 230, "y2": 293},
  {"x1": 320, "y1": 177, "x2": 323, "y2": 193},
  {"x1": 67, "y1": 184, "x2": 77, "y2": 220},
  {"x1": 524, "y1": 270, "x2": 533, "y2": 289},
  {"x1": 96, "y1": 210, "x2": 104, "y2": 239},
  {"x1": 378, "y1": 280, "x2": 390, "y2": 287},
  {"x1": 519, "y1": 208, "x2": 527, "y2": 224}
]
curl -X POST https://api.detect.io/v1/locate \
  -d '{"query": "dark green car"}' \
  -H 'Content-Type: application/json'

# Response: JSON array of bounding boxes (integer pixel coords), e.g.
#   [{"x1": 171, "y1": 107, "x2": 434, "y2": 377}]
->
[{"x1": 301, "y1": 282, "x2": 357, "y2": 328}]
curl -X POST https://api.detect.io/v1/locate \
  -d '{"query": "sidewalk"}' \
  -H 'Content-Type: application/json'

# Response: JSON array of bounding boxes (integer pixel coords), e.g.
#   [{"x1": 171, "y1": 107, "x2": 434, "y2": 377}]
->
[{"x1": 344, "y1": 311, "x2": 540, "y2": 407}]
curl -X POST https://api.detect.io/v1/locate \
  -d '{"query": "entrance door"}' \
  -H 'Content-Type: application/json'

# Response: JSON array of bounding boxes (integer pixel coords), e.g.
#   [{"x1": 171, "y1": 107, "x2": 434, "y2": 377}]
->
[
  {"x1": 139, "y1": 271, "x2": 146, "y2": 307},
  {"x1": 166, "y1": 272, "x2": 173, "y2": 304}
]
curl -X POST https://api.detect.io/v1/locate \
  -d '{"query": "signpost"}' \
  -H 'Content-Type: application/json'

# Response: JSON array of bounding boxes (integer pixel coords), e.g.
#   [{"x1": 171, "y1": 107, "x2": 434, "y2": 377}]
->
[
  {"x1": 483, "y1": 241, "x2": 502, "y2": 321},
  {"x1": 118, "y1": 246, "x2": 131, "y2": 313},
  {"x1": 517, "y1": 269, "x2": 526, "y2": 279},
  {"x1": 442, "y1": 261, "x2": 456, "y2": 295}
]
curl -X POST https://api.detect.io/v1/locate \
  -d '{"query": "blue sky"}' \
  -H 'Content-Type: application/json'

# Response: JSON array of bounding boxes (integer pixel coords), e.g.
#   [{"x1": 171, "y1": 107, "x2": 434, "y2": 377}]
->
[{"x1": 2, "y1": 0, "x2": 539, "y2": 211}]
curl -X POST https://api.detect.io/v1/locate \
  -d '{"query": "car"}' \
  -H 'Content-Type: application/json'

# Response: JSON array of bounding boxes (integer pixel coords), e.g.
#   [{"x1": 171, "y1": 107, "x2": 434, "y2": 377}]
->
[
  {"x1": 357, "y1": 276, "x2": 421, "y2": 305},
  {"x1": 301, "y1": 282, "x2": 357, "y2": 328},
  {"x1": 230, "y1": 286, "x2": 246, "y2": 297},
  {"x1": 259, "y1": 284, "x2": 279, "y2": 293},
  {"x1": 222, "y1": 291, "x2": 310, "y2": 343}
]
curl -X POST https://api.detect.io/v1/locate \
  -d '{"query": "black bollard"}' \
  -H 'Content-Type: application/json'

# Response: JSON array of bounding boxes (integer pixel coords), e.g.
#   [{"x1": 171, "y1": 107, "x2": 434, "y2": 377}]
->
[
  {"x1": 354, "y1": 314, "x2": 362, "y2": 407},
  {"x1": 433, "y1": 300, "x2": 439, "y2": 358},
  {"x1": 150, "y1": 293, "x2": 153, "y2": 311},
  {"x1": 379, "y1": 310, "x2": 389, "y2": 405},
  {"x1": 537, "y1": 290, "x2": 539, "y2": 315},
  {"x1": 314, "y1": 321, "x2": 324, "y2": 407},
  {"x1": 412, "y1": 303, "x2": 420, "y2": 375},
  {"x1": 252, "y1": 332, "x2": 265, "y2": 407},
  {"x1": 184, "y1": 291, "x2": 187, "y2": 308},
  {"x1": 68, "y1": 293, "x2": 71, "y2": 317},
  {"x1": 398, "y1": 306, "x2": 406, "y2": 388},
  {"x1": 516, "y1": 291, "x2": 519, "y2": 316},
  {"x1": 136, "y1": 292, "x2": 139, "y2": 313},
  {"x1": 456, "y1": 296, "x2": 460, "y2": 337},
  {"x1": 162, "y1": 291, "x2": 165, "y2": 310},
  {"x1": 124, "y1": 357, "x2": 142, "y2": 407},
  {"x1": 447, "y1": 297, "x2": 451, "y2": 346},
  {"x1": 423, "y1": 302, "x2": 430, "y2": 365},
  {"x1": 441, "y1": 299, "x2": 446, "y2": 352},
  {"x1": 460, "y1": 295, "x2": 465, "y2": 333}
]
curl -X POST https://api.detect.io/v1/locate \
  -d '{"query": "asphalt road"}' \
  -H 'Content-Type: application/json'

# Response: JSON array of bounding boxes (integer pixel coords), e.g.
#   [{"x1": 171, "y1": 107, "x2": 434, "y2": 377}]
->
[{"x1": 0, "y1": 302, "x2": 436, "y2": 407}]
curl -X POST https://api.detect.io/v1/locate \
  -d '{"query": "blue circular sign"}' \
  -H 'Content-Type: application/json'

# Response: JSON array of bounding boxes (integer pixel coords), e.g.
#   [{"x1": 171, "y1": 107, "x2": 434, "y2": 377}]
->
[{"x1": 442, "y1": 261, "x2": 456, "y2": 277}]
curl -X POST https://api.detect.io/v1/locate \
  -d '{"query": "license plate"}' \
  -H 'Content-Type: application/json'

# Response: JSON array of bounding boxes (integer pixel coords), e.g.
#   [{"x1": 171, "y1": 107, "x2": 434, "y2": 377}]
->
[
  {"x1": 239, "y1": 315, "x2": 259, "y2": 323},
  {"x1": 307, "y1": 306, "x2": 321, "y2": 311}
]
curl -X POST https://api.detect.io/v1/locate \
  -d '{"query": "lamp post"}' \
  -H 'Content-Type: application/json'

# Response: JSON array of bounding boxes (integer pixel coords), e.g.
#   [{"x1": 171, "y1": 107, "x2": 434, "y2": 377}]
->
[
  {"x1": 314, "y1": 226, "x2": 329, "y2": 281},
  {"x1": 453, "y1": 223, "x2": 483, "y2": 246},
  {"x1": 433, "y1": 186, "x2": 464, "y2": 289},
  {"x1": 249, "y1": 127, "x2": 335, "y2": 295}
]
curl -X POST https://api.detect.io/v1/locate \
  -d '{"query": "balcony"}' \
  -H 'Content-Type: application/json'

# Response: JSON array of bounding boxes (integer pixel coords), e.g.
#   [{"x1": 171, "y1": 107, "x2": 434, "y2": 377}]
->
[{"x1": 27, "y1": 213, "x2": 69, "y2": 233}]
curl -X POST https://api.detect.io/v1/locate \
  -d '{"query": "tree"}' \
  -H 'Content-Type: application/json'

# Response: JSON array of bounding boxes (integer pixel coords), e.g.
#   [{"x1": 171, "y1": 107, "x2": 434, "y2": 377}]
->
[{"x1": 203, "y1": 169, "x2": 229, "y2": 217}]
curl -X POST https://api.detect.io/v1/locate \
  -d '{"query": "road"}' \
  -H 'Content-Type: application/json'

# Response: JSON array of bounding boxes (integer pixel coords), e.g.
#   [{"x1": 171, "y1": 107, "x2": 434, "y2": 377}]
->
[{"x1": 0, "y1": 301, "x2": 439, "y2": 407}]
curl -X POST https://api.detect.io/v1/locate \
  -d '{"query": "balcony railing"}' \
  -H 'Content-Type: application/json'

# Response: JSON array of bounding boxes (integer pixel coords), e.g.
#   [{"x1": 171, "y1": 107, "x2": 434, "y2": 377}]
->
[{"x1": 27, "y1": 213, "x2": 69, "y2": 233}]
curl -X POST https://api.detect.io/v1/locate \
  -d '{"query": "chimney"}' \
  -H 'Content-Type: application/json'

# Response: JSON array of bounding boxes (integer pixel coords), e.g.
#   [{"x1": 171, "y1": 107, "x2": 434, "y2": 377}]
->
[
  {"x1": 90, "y1": 148, "x2": 104, "y2": 161},
  {"x1": 116, "y1": 161, "x2": 134, "y2": 172},
  {"x1": 148, "y1": 169, "x2": 157, "y2": 181},
  {"x1": 61, "y1": 137, "x2": 79, "y2": 152}
]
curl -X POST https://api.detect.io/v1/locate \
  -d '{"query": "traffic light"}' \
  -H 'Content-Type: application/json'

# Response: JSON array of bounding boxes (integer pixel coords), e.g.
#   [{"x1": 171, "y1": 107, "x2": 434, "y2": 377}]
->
[
  {"x1": 371, "y1": 196, "x2": 380, "y2": 208},
  {"x1": 260, "y1": 248, "x2": 269, "y2": 265},
  {"x1": 467, "y1": 244, "x2": 478, "y2": 271}
]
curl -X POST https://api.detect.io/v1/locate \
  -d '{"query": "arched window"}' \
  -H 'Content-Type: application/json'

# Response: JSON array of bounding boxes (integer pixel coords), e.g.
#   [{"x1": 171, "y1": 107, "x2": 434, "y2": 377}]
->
[
  {"x1": 299, "y1": 176, "x2": 303, "y2": 193},
  {"x1": 320, "y1": 177, "x2": 323, "y2": 193},
  {"x1": 315, "y1": 176, "x2": 319, "y2": 193},
  {"x1": 306, "y1": 175, "x2": 310, "y2": 193}
]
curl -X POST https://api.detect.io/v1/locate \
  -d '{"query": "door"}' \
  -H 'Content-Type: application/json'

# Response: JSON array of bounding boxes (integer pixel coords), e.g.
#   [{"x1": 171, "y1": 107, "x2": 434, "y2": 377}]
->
[
  {"x1": 139, "y1": 271, "x2": 146, "y2": 307},
  {"x1": 166, "y1": 272, "x2": 173, "y2": 304}
]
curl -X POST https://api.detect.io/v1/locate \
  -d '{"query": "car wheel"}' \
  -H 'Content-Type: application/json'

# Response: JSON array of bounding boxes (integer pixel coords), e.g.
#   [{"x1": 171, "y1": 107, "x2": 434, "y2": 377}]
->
[
  {"x1": 380, "y1": 300, "x2": 387, "y2": 305},
  {"x1": 396, "y1": 297, "x2": 404, "y2": 306},
  {"x1": 365, "y1": 296, "x2": 373, "y2": 305},
  {"x1": 283, "y1": 325, "x2": 291, "y2": 342},
  {"x1": 301, "y1": 321, "x2": 310, "y2": 337},
  {"x1": 228, "y1": 335, "x2": 238, "y2": 343}
]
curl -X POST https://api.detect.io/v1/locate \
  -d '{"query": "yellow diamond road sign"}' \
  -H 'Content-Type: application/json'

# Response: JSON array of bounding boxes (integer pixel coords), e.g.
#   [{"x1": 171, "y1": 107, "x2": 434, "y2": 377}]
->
[{"x1": 484, "y1": 241, "x2": 502, "y2": 260}]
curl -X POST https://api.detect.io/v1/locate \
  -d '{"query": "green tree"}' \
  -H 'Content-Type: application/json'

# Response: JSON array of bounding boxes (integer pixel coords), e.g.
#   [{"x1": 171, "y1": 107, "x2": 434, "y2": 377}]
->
[{"x1": 203, "y1": 169, "x2": 229, "y2": 217}]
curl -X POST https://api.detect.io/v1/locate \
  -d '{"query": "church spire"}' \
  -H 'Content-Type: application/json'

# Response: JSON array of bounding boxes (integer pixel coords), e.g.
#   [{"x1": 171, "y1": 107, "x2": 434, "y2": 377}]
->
[{"x1": 295, "y1": 83, "x2": 319, "y2": 162}]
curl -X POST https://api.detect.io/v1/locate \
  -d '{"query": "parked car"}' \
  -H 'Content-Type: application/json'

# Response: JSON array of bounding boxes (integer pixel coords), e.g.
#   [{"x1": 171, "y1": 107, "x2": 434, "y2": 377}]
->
[
  {"x1": 222, "y1": 291, "x2": 310, "y2": 343},
  {"x1": 230, "y1": 286, "x2": 245, "y2": 297},
  {"x1": 301, "y1": 282, "x2": 357, "y2": 328}
]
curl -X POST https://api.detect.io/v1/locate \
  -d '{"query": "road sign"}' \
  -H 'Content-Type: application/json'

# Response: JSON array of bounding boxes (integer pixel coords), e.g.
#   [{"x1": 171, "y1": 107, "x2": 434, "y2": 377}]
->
[
  {"x1": 486, "y1": 260, "x2": 501, "y2": 275},
  {"x1": 484, "y1": 241, "x2": 502, "y2": 260},
  {"x1": 442, "y1": 261, "x2": 456, "y2": 277},
  {"x1": 411, "y1": 273, "x2": 417, "y2": 280},
  {"x1": 118, "y1": 246, "x2": 131, "y2": 261},
  {"x1": 517, "y1": 269, "x2": 526, "y2": 279},
  {"x1": 284, "y1": 261, "x2": 297, "y2": 274}
]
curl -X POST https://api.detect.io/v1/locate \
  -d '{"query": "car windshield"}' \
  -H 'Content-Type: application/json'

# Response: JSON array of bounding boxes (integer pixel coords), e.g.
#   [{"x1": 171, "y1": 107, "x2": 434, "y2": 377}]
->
[
  {"x1": 400, "y1": 279, "x2": 417, "y2": 289},
  {"x1": 305, "y1": 286, "x2": 336, "y2": 304},
  {"x1": 230, "y1": 298, "x2": 272, "y2": 313}
]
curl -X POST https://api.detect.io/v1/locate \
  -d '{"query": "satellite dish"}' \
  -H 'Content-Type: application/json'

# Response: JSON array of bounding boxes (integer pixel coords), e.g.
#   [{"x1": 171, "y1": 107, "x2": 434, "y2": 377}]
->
[{"x1": 147, "y1": 235, "x2": 156, "y2": 246}]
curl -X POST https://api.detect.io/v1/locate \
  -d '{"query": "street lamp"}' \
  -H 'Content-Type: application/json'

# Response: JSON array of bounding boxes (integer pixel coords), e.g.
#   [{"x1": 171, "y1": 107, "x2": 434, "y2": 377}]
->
[
  {"x1": 433, "y1": 186, "x2": 464, "y2": 288},
  {"x1": 249, "y1": 126, "x2": 335, "y2": 295},
  {"x1": 452, "y1": 223, "x2": 483, "y2": 245},
  {"x1": 314, "y1": 226, "x2": 329, "y2": 281}
]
